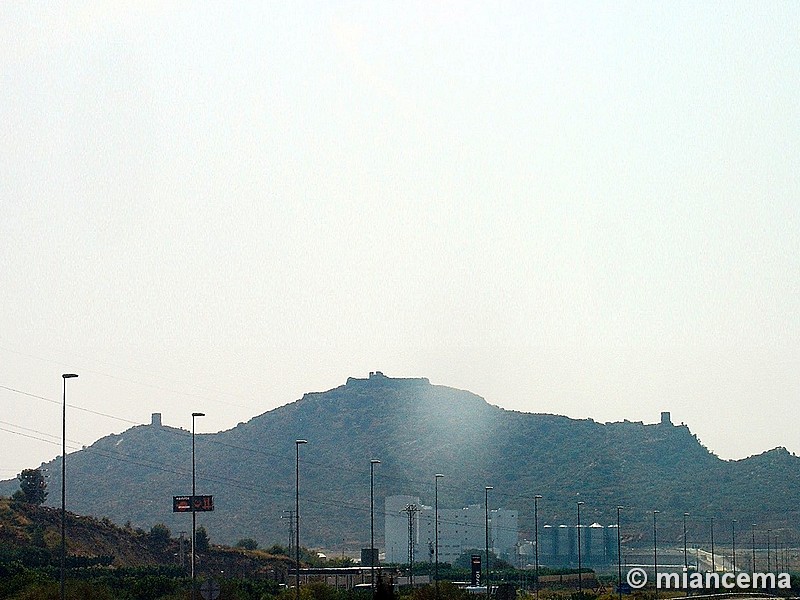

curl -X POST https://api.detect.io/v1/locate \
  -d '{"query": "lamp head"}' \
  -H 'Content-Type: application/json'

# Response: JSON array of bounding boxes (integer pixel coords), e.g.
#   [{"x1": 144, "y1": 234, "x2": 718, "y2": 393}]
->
[
  {"x1": 192, "y1": 412, "x2": 205, "y2": 417},
  {"x1": 62, "y1": 373, "x2": 78, "y2": 379},
  {"x1": 296, "y1": 439, "x2": 308, "y2": 445}
]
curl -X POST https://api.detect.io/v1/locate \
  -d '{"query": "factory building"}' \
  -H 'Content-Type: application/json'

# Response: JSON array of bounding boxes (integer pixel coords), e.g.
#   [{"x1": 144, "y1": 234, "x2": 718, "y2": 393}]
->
[{"x1": 384, "y1": 495, "x2": 519, "y2": 565}]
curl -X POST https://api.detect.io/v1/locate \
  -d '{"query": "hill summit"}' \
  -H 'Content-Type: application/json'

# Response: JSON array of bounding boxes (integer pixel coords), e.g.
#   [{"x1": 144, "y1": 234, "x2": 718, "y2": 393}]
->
[{"x1": 2, "y1": 373, "x2": 797, "y2": 550}]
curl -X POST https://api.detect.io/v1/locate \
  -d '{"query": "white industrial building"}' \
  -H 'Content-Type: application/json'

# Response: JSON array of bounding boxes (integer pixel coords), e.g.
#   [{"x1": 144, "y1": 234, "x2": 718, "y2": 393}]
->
[{"x1": 384, "y1": 495, "x2": 518, "y2": 564}]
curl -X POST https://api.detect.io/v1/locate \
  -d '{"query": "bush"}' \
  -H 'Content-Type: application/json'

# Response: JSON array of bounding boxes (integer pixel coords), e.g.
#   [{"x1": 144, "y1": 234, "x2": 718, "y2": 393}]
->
[
  {"x1": 8, "y1": 579, "x2": 116, "y2": 600},
  {"x1": 277, "y1": 581, "x2": 351, "y2": 600},
  {"x1": 267, "y1": 544, "x2": 289, "y2": 556}
]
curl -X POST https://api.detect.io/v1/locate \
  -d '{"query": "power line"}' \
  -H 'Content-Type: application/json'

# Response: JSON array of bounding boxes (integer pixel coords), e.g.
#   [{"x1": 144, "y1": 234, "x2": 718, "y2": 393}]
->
[
  {"x1": 0, "y1": 344, "x2": 267, "y2": 411},
  {"x1": 0, "y1": 385, "x2": 139, "y2": 424}
]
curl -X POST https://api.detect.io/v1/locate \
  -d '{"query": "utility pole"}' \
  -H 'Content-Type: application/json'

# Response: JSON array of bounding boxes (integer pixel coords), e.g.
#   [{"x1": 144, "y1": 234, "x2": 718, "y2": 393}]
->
[
  {"x1": 403, "y1": 504, "x2": 420, "y2": 589},
  {"x1": 282, "y1": 510, "x2": 296, "y2": 556}
]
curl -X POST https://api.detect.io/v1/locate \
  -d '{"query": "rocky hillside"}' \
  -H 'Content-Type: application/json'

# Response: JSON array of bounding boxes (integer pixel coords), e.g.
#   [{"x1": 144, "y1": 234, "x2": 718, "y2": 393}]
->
[
  {"x1": 2, "y1": 373, "x2": 797, "y2": 550},
  {"x1": 0, "y1": 496, "x2": 291, "y2": 578}
]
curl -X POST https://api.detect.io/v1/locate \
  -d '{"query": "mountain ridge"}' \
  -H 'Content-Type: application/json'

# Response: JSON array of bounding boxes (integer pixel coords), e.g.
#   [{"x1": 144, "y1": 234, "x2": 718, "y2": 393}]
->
[{"x1": 2, "y1": 373, "x2": 796, "y2": 551}]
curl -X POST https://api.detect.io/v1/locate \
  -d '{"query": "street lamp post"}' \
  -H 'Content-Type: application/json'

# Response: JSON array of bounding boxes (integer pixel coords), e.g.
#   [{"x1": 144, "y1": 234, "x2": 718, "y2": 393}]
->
[
  {"x1": 751, "y1": 524, "x2": 756, "y2": 572},
  {"x1": 616, "y1": 506, "x2": 623, "y2": 600},
  {"x1": 295, "y1": 440, "x2": 307, "y2": 600},
  {"x1": 653, "y1": 510, "x2": 659, "y2": 599},
  {"x1": 191, "y1": 412, "x2": 205, "y2": 600},
  {"x1": 577, "y1": 501, "x2": 584, "y2": 593},
  {"x1": 683, "y1": 513, "x2": 689, "y2": 571},
  {"x1": 371, "y1": 459, "x2": 381, "y2": 596},
  {"x1": 776, "y1": 532, "x2": 780, "y2": 573},
  {"x1": 710, "y1": 517, "x2": 716, "y2": 573},
  {"x1": 767, "y1": 529, "x2": 771, "y2": 573},
  {"x1": 534, "y1": 495, "x2": 542, "y2": 600},
  {"x1": 732, "y1": 520, "x2": 737, "y2": 572},
  {"x1": 485, "y1": 486, "x2": 493, "y2": 600},
  {"x1": 60, "y1": 373, "x2": 78, "y2": 600},
  {"x1": 435, "y1": 474, "x2": 444, "y2": 600}
]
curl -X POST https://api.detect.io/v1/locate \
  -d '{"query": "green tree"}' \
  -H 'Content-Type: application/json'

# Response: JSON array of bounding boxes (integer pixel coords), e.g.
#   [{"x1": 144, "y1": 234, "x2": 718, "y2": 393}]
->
[
  {"x1": 195, "y1": 526, "x2": 209, "y2": 552},
  {"x1": 16, "y1": 469, "x2": 48, "y2": 505},
  {"x1": 150, "y1": 523, "x2": 171, "y2": 544},
  {"x1": 235, "y1": 538, "x2": 259, "y2": 550}
]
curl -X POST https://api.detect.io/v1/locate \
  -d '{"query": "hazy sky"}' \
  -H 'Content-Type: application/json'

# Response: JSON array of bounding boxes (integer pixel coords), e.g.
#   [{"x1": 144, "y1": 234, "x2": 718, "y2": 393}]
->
[{"x1": 2, "y1": 2, "x2": 798, "y2": 479}]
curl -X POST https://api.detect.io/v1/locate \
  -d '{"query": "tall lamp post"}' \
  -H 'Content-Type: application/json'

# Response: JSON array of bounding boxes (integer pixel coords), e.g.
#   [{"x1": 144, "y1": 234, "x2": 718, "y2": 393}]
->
[
  {"x1": 435, "y1": 474, "x2": 444, "y2": 600},
  {"x1": 371, "y1": 459, "x2": 381, "y2": 596},
  {"x1": 683, "y1": 513, "x2": 689, "y2": 571},
  {"x1": 767, "y1": 529, "x2": 771, "y2": 573},
  {"x1": 616, "y1": 506, "x2": 623, "y2": 600},
  {"x1": 295, "y1": 440, "x2": 307, "y2": 600},
  {"x1": 710, "y1": 517, "x2": 716, "y2": 573},
  {"x1": 751, "y1": 524, "x2": 756, "y2": 572},
  {"x1": 732, "y1": 520, "x2": 737, "y2": 572},
  {"x1": 577, "y1": 501, "x2": 584, "y2": 593},
  {"x1": 191, "y1": 412, "x2": 205, "y2": 600},
  {"x1": 534, "y1": 495, "x2": 542, "y2": 600},
  {"x1": 776, "y1": 535, "x2": 780, "y2": 573},
  {"x1": 485, "y1": 486, "x2": 493, "y2": 600},
  {"x1": 60, "y1": 373, "x2": 78, "y2": 600},
  {"x1": 653, "y1": 510, "x2": 659, "y2": 599}
]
